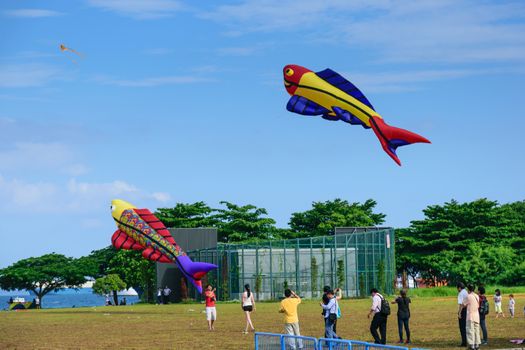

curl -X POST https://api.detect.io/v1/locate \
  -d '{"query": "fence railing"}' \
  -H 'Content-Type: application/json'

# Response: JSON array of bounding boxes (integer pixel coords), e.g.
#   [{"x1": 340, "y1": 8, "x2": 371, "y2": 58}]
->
[{"x1": 255, "y1": 333, "x2": 415, "y2": 350}]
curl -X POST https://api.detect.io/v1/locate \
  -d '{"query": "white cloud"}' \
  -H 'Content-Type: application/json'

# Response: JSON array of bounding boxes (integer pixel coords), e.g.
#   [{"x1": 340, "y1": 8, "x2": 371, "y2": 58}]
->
[
  {"x1": 87, "y1": 0, "x2": 183, "y2": 19},
  {"x1": 151, "y1": 192, "x2": 171, "y2": 203},
  {"x1": 0, "y1": 175, "x2": 58, "y2": 209},
  {"x1": 0, "y1": 175, "x2": 172, "y2": 213},
  {"x1": 0, "y1": 64, "x2": 61, "y2": 88},
  {"x1": 0, "y1": 142, "x2": 88, "y2": 176},
  {"x1": 3, "y1": 9, "x2": 63, "y2": 18},
  {"x1": 204, "y1": 0, "x2": 525, "y2": 64},
  {"x1": 93, "y1": 74, "x2": 213, "y2": 87}
]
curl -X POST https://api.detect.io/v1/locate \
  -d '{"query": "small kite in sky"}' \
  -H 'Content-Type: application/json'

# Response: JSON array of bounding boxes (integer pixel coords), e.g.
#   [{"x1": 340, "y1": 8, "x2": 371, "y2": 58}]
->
[
  {"x1": 59, "y1": 44, "x2": 83, "y2": 62},
  {"x1": 283, "y1": 64, "x2": 431, "y2": 165},
  {"x1": 110, "y1": 199, "x2": 217, "y2": 293}
]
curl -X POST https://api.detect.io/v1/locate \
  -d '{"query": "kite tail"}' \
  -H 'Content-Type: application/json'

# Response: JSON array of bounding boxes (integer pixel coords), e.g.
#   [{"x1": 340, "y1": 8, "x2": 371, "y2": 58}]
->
[
  {"x1": 176, "y1": 255, "x2": 217, "y2": 293},
  {"x1": 369, "y1": 116, "x2": 430, "y2": 166}
]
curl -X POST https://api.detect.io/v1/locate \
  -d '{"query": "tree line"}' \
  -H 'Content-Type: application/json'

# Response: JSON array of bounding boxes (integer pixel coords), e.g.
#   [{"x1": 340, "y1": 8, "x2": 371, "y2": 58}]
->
[{"x1": 1, "y1": 198, "x2": 523, "y2": 306}]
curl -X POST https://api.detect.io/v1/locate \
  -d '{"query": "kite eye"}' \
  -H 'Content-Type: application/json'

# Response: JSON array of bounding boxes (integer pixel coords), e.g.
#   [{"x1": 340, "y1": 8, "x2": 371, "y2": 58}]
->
[
  {"x1": 111, "y1": 204, "x2": 116, "y2": 212},
  {"x1": 285, "y1": 68, "x2": 294, "y2": 77}
]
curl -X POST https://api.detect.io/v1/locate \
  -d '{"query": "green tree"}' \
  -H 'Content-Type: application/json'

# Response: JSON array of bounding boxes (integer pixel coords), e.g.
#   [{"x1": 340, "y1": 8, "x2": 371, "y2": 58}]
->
[
  {"x1": 107, "y1": 250, "x2": 156, "y2": 303},
  {"x1": 214, "y1": 201, "x2": 277, "y2": 242},
  {"x1": 76, "y1": 246, "x2": 117, "y2": 278},
  {"x1": 310, "y1": 257, "x2": 318, "y2": 297},
  {"x1": 396, "y1": 199, "x2": 525, "y2": 285},
  {"x1": 336, "y1": 259, "x2": 345, "y2": 288},
  {"x1": 0, "y1": 254, "x2": 86, "y2": 308},
  {"x1": 155, "y1": 202, "x2": 219, "y2": 228},
  {"x1": 92, "y1": 274, "x2": 127, "y2": 306},
  {"x1": 289, "y1": 199, "x2": 385, "y2": 237}
]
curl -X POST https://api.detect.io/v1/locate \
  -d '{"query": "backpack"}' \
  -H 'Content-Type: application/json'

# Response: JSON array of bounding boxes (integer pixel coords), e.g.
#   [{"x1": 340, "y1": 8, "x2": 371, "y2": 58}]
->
[
  {"x1": 479, "y1": 297, "x2": 489, "y2": 315},
  {"x1": 379, "y1": 295, "x2": 391, "y2": 316}
]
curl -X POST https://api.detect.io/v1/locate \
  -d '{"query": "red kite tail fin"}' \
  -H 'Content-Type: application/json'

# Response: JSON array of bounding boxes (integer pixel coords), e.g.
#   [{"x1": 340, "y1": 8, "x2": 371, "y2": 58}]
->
[{"x1": 369, "y1": 116, "x2": 430, "y2": 166}]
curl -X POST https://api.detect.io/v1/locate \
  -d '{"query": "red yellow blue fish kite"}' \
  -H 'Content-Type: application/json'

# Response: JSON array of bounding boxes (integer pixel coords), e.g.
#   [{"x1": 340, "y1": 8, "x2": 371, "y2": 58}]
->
[
  {"x1": 283, "y1": 64, "x2": 430, "y2": 165},
  {"x1": 110, "y1": 199, "x2": 217, "y2": 293}
]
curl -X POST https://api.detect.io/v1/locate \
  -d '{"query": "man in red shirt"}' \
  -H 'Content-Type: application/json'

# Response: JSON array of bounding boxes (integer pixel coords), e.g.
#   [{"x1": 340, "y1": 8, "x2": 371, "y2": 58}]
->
[{"x1": 204, "y1": 284, "x2": 217, "y2": 331}]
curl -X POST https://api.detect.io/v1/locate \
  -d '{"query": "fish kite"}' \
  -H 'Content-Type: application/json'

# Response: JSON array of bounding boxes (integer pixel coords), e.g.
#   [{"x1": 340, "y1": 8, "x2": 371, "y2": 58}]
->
[
  {"x1": 283, "y1": 64, "x2": 430, "y2": 165},
  {"x1": 110, "y1": 199, "x2": 217, "y2": 293}
]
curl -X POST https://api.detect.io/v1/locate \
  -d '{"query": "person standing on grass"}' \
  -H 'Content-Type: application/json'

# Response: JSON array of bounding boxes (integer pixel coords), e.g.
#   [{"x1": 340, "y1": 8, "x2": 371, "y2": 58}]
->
[
  {"x1": 322, "y1": 286, "x2": 342, "y2": 334},
  {"x1": 457, "y1": 282, "x2": 468, "y2": 347},
  {"x1": 392, "y1": 289, "x2": 411, "y2": 344},
  {"x1": 279, "y1": 289, "x2": 303, "y2": 350},
  {"x1": 163, "y1": 286, "x2": 171, "y2": 305},
  {"x1": 477, "y1": 286, "x2": 489, "y2": 345},
  {"x1": 368, "y1": 288, "x2": 388, "y2": 344},
  {"x1": 494, "y1": 289, "x2": 504, "y2": 318},
  {"x1": 463, "y1": 284, "x2": 481, "y2": 350},
  {"x1": 321, "y1": 289, "x2": 339, "y2": 339},
  {"x1": 241, "y1": 284, "x2": 255, "y2": 334},
  {"x1": 508, "y1": 294, "x2": 515, "y2": 318},
  {"x1": 157, "y1": 288, "x2": 162, "y2": 304},
  {"x1": 204, "y1": 284, "x2": 217, "y2": 331},
  {"x1": 35, "y1": 296, "x2": 40, "y2": 309}
]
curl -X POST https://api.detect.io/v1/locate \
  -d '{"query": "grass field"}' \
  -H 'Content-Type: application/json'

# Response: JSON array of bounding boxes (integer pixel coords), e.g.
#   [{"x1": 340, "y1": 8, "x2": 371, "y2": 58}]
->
[{"x1": 1, "y1": 294, "x2": 524, "y2": 349}]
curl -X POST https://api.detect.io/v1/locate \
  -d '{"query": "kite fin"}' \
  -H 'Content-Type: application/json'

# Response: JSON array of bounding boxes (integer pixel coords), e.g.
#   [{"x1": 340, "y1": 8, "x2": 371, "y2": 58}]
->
[
  {"x1": 111, "y1": 230, "x2": 144, "y2": 251},
  {"x1": 176, "y1": 255, "x2": 217, "y2": 294},
  {"x1": 287, "y1": 95, "x2": 330, "y2": 116},
  {"x1": 141, "y1": 247, "x2": 172, "y2": 263},
  {"x1": 316, "y1": 69, "x2": 375, "y2": 110},
  {"x1": 369, "y1": 116, "x2": 430, "y2": 166},
  {"x1": 332, "y1": 106, "x2": 370, "y2": 128}
]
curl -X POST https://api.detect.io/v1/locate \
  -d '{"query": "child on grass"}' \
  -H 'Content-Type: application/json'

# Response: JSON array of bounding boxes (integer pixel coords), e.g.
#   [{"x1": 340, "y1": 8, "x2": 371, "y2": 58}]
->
[
  {"x1": 508, "y1": 294, "x2": 515, "y2": 318},
  {"x1": 494, "y1": 289, "x2": 505, "y2": 318}
]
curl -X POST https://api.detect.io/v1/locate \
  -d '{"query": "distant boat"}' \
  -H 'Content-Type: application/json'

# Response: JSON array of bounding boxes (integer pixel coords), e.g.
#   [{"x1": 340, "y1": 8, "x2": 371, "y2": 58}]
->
[{"x1": 117, "y1": 288, "x2": 138, "y2": 296}]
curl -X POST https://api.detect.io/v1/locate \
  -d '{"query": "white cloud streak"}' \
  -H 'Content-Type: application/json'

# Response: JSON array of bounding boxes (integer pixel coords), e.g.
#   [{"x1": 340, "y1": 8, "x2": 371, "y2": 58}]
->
[
  {"x1": 0, "y1": 142, "x2": 88, "y2": 176},
  {"x1": 3, "y1": 9, "x2": 63, "y2": 18},
  {"x1": 0, "y1": 64, "x2": 61, "y2": 88},
  {"x1": 87, "y1": 0, "x2": 183, "y2": 19},
  {"x1": 94, "y1": 75, "x2": 213, "y2": 87},
  {"x1": 204, "y1": 0, "x2": 525, "y2": 64}
]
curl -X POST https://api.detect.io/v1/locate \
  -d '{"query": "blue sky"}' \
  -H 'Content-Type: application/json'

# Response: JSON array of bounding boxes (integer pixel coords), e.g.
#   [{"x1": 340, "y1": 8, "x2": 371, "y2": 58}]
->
[{"x1": 1, "y1": 0, "x2": 524, "y2": 267}]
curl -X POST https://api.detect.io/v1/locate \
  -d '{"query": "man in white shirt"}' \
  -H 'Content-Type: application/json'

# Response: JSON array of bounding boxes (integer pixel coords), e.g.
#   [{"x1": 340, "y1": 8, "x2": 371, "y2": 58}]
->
[
  {"x1": 457, "y1": 282, "x2": 468, "y2": 347},
  {"x1": 163, "y1": 286, "x2": 172, "y2": 304},
  {"x1": 368, "y1": 288, "x2": 388, "y2": 344}
]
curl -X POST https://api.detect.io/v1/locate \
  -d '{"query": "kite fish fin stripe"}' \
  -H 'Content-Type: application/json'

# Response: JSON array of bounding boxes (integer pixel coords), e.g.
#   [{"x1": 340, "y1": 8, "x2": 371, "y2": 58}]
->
[
  {"x1": 176, "y1": 255, "x2": 218, "y2": 293},
  {"x1": 141, "y1": 247, "x2": 172, "y2": 263},
  {"x1": 369, "y1": 116, "x2": 431, "y2": 166},
  {"x1": 332, "y1": 106, "x2": 370, "y2": 128},
  {"x1": 316, "y1": 68, "x2": 375, "y2": 111},
  {"x1": 111, "y1": 230, "x2": 144, "y2": 251},
  {"x1": 287, "y1": 95, "x2": 330, "y2": 116},
  {"x1": 134, "y1": 208, "x2": 176, "y2": 246}
]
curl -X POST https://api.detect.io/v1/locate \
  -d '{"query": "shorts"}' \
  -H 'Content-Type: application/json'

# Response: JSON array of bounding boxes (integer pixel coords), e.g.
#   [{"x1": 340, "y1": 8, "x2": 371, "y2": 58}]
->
[
  {"x1": 495, "y1": 303, "x2": 502, "y2": 313},
  {"x1": 243, "y1": 305, "x2": 253, "y2": 312},
  {"x1": 206, "y1": 307, "x2": 217, "y2": 321}
]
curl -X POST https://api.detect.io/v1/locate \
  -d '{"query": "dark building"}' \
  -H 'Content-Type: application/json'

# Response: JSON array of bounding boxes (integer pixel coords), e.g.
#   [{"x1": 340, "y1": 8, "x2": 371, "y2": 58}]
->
[{"x1": 156, "y1": 228, "x2": 217, "y2": 303}]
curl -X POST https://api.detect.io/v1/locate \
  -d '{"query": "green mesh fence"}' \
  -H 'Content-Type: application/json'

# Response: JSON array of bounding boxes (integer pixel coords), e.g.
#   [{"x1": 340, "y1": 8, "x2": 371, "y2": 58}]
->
[{"x1": 188, "y1": 229, "x2": 395, "y2": 301}]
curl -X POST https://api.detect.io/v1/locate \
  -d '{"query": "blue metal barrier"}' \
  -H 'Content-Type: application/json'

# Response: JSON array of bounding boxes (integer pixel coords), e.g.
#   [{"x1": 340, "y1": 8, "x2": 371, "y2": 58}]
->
[
  {"x1": 318, "y1": 338, "x2": 353, "y2": 349},
  {"x1": 255, "y1": 332, "x2": 318, "y2": 350},
  {"x1": 255, "y1": 333, "x2": 412, "y2": 350}
]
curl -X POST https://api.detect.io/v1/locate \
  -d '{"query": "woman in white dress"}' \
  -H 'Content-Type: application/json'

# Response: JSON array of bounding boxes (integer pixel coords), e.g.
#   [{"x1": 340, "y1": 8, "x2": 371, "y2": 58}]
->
[{"x1": 241, "y1": 284, "x2": 256, "y2": 334}]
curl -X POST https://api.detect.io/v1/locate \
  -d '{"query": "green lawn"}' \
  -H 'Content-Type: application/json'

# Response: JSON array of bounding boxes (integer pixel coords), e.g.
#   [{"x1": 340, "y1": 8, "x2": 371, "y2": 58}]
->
[{"x1": 1, "y1": 294, "x2": 523, "y2": 349}]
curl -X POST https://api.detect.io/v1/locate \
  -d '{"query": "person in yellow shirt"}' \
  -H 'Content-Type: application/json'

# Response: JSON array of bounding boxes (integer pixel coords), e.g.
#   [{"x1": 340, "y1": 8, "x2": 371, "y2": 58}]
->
[{"x1": 279, "y1": 289, "x2": 302, "y2": 349}]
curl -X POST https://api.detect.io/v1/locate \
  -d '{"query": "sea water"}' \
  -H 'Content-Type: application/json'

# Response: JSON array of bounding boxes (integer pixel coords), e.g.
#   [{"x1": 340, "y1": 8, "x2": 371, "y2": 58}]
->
[{"x1": 0, "y1": 288, "x2": 140, "y2": 310}]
